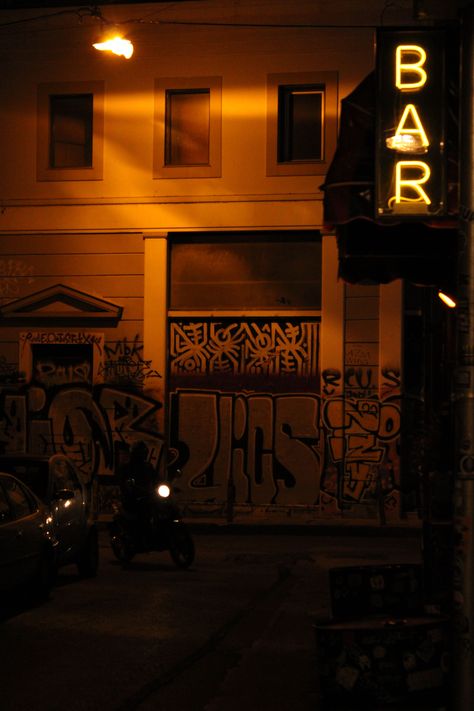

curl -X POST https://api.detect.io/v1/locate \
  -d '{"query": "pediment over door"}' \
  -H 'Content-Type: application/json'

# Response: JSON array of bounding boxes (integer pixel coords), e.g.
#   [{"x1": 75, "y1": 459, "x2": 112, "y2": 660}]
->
[{"x1": 0, "y1": 283, "x2": 123, "y2": 326}]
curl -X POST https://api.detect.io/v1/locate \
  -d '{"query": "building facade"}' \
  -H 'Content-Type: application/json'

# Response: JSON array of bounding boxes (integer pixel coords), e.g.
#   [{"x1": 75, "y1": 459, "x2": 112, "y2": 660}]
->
[{"x1": 0, "y1": 0, "x2": 454, "y2": 525}]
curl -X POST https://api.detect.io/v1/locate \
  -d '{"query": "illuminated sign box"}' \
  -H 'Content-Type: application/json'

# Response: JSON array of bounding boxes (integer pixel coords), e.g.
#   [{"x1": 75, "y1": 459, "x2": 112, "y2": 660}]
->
[{"x1": 376, "y1": 29, "x2": 446, "y2": 219}]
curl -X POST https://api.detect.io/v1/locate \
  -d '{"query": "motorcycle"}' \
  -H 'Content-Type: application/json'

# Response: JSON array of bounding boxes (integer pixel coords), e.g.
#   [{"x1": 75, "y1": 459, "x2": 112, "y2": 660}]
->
[{"x1": 108, "y1": 479, "x2": 195, "y2": 569}]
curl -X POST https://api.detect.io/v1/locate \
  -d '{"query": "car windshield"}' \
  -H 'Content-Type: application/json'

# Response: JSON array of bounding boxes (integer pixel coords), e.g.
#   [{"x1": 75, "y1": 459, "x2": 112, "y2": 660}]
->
[{"x1": 0, "y1": 461, "x2": 49, "y2": 500}]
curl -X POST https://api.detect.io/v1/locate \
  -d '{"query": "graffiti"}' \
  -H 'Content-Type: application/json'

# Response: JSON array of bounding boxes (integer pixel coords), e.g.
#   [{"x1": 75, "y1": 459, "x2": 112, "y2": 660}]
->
[
  {"x1": 322, "y1": 367, "x2": 378, "y2": 399},
  {"x1": 0, "y1": 259, "x2": 35, "y2": 300},
  {"x1": 170, "y1": 320, "x2": 319, "y2": 377},
  {"x1": 322, "y1": 396, "x2": 401, "y2": 503},
  {"x1": 33, "y1": 360, "x2": 91, "y2": 386},
  {"x1": 20, "y1": 331, "x2": 105, "y2": 385},
  {"x1": 322, "y1": 369, "x2": 341, "y2": 396},
  {"x1": 345, "y1": 346, "x2": 373, "y2": 365},
  {"x1": 169, "y1": 385, "x2": 400, "y2": 511},
  {"x1": 100, "y1": 335, "x2": 161, "y2": 385},
  {"x1": 0, "y1": 383, "x2": 164, "y2": 482},
  {"x1": 345, "y1": 367, "x2": 376, "y2": 398},
  {"x1": 20, "y1": 331, "x2": 103, "y2": 347},
  {"x1": 0, "y1": 356, "x2": 24, "y2": 384},
  {"x1": 169, "y1": 389, "x2": 321, "y2": 506},
  {"x1": 381, "y1": 367, "x2": 401, "y2": 396}
]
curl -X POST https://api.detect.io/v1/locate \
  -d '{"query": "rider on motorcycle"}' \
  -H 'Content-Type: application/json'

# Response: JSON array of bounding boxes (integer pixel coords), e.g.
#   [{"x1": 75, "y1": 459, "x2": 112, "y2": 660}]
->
[{"x1": 118, "y1": 441, "x2": 156, "y2": 546}]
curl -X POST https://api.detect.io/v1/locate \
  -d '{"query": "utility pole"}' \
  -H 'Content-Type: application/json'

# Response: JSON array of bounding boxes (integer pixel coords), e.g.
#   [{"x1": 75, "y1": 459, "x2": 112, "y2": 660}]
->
[{"x1": 452, "y1": 4, "x2": 474, "y2": 710}]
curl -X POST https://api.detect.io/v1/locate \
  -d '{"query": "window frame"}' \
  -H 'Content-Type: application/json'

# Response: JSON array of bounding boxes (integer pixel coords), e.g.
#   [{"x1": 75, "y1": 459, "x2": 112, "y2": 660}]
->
[
  {"x1": 266, "y1": 71, "x2": 338, "y2": 177},
  {"x1": 154, "y1": 76, "x2": 222, "y2": 179},
  {"x1": 37, "y1": 81, "x2": 104, "y2": 182},
  {"x1": 49, "y1": 93, "x2": 94, "y2": 169}
]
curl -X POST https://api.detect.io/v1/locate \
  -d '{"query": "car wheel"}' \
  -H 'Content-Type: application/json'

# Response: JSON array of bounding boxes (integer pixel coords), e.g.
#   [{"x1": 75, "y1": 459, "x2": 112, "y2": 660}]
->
[{"x1": 77, "y1": 527, "x2": 99, "y2": 578}]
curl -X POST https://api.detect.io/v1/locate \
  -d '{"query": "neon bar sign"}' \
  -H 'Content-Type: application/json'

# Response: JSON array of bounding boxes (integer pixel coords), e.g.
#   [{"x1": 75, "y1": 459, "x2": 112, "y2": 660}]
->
[{"x1": 376, "y1": 30, "x2": 446, "y2": 218}]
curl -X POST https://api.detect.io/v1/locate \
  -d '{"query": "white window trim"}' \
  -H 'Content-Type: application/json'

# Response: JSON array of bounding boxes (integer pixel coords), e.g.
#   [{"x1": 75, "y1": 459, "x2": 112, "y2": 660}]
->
[
  {"x1": 36, "y1": 80, "x2": 104, "y2": 182},
  {"x1": 153, "y1": 76, "x2": 222, "y2": 179},
  {"x1": 266, "y1": 71, "x2": 338, "y2": 177}
]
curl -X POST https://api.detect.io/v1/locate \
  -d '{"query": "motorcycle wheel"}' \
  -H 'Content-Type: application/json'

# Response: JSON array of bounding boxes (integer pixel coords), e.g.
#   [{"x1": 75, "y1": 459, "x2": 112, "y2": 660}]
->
[
  {"x1": 110, "y1": 523, "x2": 135, "y2": 564},
  {"x1": 169, "y1": 524, "x2": 195, "y2": 569}
]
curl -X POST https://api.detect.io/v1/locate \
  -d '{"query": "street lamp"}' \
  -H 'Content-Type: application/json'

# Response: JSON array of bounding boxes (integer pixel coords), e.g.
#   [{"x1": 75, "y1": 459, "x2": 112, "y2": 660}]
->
[{"x1": 93, "y1": 34, "x2": 134, "y2": 59}]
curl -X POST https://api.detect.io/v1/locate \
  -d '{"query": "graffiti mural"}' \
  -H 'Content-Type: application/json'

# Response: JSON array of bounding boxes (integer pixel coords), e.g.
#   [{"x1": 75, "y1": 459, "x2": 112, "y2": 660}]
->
[
  {"x1": 0, "y1": 310, "x2": 403, "y2": 520},
  {"x1": 0, "y1": 384, "x2": 164, "y2": 483},
  {"x1": 169, "y1": 389, "x2": 321, "y2": 506},
  {"x1": 170, "y1": 320, "x2": 319, "y2": 377},
  {"x1": 169, "y1": 387, "x2": 401, "y2": 514},
  {"x1": 322, "y1": 396, "x2": 401, "y2": 505}
]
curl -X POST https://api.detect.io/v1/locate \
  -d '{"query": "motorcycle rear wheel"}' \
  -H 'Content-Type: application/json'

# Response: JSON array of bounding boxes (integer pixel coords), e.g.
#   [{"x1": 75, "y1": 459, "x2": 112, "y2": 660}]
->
[{"x1": 169, "y1": 524, "x2": 195, "y2": 569}]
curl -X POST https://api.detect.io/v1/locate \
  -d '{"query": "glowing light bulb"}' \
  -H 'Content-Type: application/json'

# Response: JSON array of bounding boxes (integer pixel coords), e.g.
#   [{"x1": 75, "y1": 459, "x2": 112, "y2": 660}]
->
[
  {"x1": 438, "y1": 290, "x2": 456, "y2": 308},
  {"x1": 93, "y1": 36, "x2": 134, "y2": 59},
  {"x1": 385, "y1": 133, "x2": 427, "y2": 154}
]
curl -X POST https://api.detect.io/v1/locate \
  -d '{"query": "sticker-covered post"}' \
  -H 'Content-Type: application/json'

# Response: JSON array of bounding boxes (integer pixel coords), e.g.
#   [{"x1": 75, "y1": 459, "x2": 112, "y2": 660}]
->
[{"x1": 453, "y1": 6, "x2": 474, "y2": 711}]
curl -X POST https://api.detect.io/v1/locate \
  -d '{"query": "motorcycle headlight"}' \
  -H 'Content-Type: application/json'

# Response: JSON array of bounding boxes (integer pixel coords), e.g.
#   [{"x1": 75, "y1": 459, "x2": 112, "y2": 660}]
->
[{"x1": 157, "y1": 483, "x2": 171, "y2": 498}]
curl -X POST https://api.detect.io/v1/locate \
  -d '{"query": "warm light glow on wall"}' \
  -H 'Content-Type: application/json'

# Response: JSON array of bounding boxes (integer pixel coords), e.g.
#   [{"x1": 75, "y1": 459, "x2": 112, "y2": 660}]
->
[{"x1": 93, "y1": 36, "x2": 134, "y2": 59}]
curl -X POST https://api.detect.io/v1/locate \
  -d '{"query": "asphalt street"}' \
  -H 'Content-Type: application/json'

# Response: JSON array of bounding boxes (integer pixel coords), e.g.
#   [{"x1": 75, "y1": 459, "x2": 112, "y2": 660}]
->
[{"x1": 0, "y1": 526, "x2": 432, "y2": 711}]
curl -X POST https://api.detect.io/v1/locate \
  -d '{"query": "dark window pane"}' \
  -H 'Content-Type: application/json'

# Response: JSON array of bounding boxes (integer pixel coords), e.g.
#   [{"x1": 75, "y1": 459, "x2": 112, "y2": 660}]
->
[
  {"x1": 170, "y1": 238, "x2": 322, "y2": 309},
  {"x1": 278, "y1": 85, "x2": 324, "y2": 162},
  {"x1": 49, "y1": 93, "x2": 93, "y2": 168},
  {"x1": 165, "y1": 89, "x2": 210, "y2": 165}
]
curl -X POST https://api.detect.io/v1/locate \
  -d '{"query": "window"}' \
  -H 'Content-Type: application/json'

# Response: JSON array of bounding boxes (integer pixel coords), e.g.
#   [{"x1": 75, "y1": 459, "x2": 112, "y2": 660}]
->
[
  {"x1": 49, "y1": 94, "x2": 93, "y2": 169},
  {"x1": 154, "y1": 76, "x2": 222, "y2": 179},
  {"x1": 165, "y1": 89, "x2": 210, "y2": 166},
  {"x1": 37, "y1": 81, "x2": 104, "y2": 181},
  {"x1": 278, "y1": 85, "x2": 324, "y2": 162},
  {"x1": 267, "y1": 71, "x2": 338, "y2": 177},
  {"x1": 169, "y1": 233, "x2": 322, "y2": 311}
]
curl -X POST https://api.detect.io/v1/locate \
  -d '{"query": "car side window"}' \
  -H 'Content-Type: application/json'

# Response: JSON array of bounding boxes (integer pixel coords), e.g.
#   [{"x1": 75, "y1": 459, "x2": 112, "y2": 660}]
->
[
  {"x1": 3, "y1": 477, "x2": 33, "y2": 520},
  {"x1": 0, "y1": 482, "x2": 13, "y2": 523}
]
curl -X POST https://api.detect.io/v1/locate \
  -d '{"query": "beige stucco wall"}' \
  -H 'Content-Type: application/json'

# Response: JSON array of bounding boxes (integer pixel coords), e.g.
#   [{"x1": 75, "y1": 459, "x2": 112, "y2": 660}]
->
[{"x1": 0, "y1": 0, "x2": 414, "y2": 522}]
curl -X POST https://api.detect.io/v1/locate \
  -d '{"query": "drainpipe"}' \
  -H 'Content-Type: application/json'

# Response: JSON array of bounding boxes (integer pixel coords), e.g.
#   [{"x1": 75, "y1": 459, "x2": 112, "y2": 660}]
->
[{"x1": 452, "y1": 4, "x2": 474, "y2": 710}]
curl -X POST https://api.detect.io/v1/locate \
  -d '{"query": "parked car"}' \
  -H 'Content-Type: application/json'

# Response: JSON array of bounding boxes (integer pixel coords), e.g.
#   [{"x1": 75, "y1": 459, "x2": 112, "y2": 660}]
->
[
  {"x1": 0, "y1": 472, "x2": 57, "y2": 601},
  {"x1": 0, "y1": 454, "x2": 99, "y2": 579}
]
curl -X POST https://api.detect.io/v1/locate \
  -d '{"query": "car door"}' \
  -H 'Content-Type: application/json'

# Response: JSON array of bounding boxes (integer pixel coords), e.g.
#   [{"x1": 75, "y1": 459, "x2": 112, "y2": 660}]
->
[
  {"x1": 0, "y1": 476, "x2": 42, "y2": 591},
  {"x1": 49, "y1": 456, "x2": 85, "y2": 562}
]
